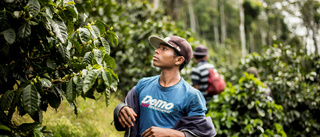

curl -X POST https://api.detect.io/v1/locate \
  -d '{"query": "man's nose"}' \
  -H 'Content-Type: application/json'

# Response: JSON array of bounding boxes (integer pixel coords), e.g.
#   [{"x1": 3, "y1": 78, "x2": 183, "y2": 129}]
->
[{"x1": 155, "y1": 48, "x2": 159, "y2": 54}]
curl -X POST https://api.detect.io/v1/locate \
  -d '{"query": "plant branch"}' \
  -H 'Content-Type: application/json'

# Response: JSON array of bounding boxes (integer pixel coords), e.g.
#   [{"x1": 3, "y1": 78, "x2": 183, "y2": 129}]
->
[{"x1": 30, "y1": 54, "x2": 51, "y2": 60}]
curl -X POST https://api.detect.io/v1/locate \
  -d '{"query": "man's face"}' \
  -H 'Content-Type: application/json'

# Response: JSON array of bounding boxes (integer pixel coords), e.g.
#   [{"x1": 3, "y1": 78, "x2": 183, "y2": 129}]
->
[{"x1": 152, "y1": 44, "x2": 177, "y2": 68}]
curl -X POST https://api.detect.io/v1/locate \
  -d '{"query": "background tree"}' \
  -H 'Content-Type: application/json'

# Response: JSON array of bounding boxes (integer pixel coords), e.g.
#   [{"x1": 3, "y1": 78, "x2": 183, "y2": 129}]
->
[
  {"x1": 240, "y1": 0, "x2": 247, "y2": 56},
  {"x1": 300, "y1": 0, "x2": 320, "y2": 54}
]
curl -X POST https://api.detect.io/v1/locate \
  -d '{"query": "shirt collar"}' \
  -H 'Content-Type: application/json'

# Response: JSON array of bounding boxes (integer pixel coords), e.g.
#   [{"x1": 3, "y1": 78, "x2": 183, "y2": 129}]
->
[{"x1": 197, "y1": 59, "x2": 208, "y2": 66}]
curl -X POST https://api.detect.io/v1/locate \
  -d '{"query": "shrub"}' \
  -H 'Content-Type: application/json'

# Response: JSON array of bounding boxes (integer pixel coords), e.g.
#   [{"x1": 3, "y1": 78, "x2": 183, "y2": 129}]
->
[
  {"x1": 208, "y1": 73, "x2": 286, "y2": 136},
  {"x1": 0, "y1": 0, "x2": 118, "y2": 135},
  {"x1": 217, "y1": 43, "x2": 320, "y2": 136}
]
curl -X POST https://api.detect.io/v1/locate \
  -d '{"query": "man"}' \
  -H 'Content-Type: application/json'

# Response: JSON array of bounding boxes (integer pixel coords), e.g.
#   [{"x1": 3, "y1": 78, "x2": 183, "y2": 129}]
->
[
  {"x1": 113, "y1": 36, "x2": 216, "y2": 137},
  {"x1": 191, "y1": 45, "x2": 217, "y2": 106}
]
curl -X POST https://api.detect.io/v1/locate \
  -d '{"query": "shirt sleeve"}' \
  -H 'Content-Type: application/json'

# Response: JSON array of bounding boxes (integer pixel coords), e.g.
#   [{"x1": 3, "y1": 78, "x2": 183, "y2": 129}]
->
[{"x1": 187, "y1": 91, "x2": 207, "y2": 116}]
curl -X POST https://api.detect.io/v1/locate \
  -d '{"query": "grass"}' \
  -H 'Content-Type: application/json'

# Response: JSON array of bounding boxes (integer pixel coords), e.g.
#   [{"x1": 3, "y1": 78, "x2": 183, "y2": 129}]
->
[{"x1": 13, "y1": 93, "x2": 125, "y2": 137}]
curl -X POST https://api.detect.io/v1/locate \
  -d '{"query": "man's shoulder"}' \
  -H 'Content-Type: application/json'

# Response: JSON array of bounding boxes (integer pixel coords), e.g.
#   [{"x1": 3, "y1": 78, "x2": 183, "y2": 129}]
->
[
  {"x1": 182, "y1": 81, "x2": 201, "y2": 94},
  {"x1": 136, "y1": 75, "x2": 159, "y2": 90},
  {"x1": 193, "y1": 63, "x2": 215, "y2": 71},
  {"x1": 139, "y1": 75, "x2": 159, "y2": 83}
]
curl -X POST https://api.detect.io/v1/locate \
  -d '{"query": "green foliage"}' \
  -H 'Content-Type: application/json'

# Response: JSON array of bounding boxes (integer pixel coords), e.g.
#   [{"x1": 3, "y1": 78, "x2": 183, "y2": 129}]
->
[
  {"x1": 208, "y1": 73, "x2": 286, "y2": 136},
  {"x1": 13, "y1": 94, "x2": 124, "y2": 137},
  {"x1": 243, "y1": 0, "x2": 263, "y2": 22},
  {"x1": 219, "y1": 43, "x2": 320, "y2": 136},
  {"x1": 82, "y1": 0, "x2": 198, "y2": 94},
  {"x1": 0, "y1": 0, "x2": 118, "y2": 136},
  {"x1": 45, "y1": 116, "x2": 99, "y2": 137}
]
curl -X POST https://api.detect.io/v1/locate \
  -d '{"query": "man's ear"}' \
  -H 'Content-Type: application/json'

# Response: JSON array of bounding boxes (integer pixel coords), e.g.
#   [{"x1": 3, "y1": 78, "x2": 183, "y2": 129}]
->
[{"x1": 175, "y1": 56, "x2": 185, "y2": 65}]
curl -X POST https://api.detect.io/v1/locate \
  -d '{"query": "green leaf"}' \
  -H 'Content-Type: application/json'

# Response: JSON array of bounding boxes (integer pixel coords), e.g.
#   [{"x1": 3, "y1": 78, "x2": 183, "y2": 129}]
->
[
  {"x1": 73, "y1": 75, "x2": 80, "y2": 85},
  {"x1": 79, "y1": 28, "x2": 90, "y2": 44},
  {"x1": 248, "y1": 101, "x2": 255, "y2": 109},
  {"x1": 48, "y1": 89, "x2": 61, "y2": 110},
  {"x1": 93, "y1": 49, "x2": 103, "y2": 65},
  {"x1": 107, "y1": 68, "x2": 118, "y2": 81},
  {"x1": 57, "y1": 43, "x2": 69, "y2": 63},
  {"x1": 0, "y1": 125, "x2": 11, "y2": 131},
  {"x1": 18, "y1": 122, "x2": 41, "y2": 133},
  {"x1": 93, "y1": 64, "x2": 101, "y2": 70},
  {"x1": 104, "y1": 54, "x2": 116, "y2": 69},
  {"x1": 84, "y1": 0, "x2": 92, "y2": 12},
  {"x1": 27, "y1": 0, "x2": 41, "y2": 17},
  {"x1": 93, "y1": 39, "x2": 100, "y2": 47},
  {"x1": 0, "y1": 90, "x2": 15, "y2": 111},
  {"x1": 40, "y1": 78, "x2": 52, "y2": 88},
  {"x1": 72, "y1": 62, "x2": 87, "y2": 71},
  {"x1": 46, "y1": 59, "x2": 54, "y2": 69},
  {"x1": 22, "y1": 84, "x2": 40, "y2": 116},
  {"x1": 3, "y1": 28, "x2": 16, "y2": 44},
  {"x1": 105, "y1": 89, "x2": 110, "y2": 107},
  {"x1": 75, "y1": 77, "x2": 83, "y2": 95},
  {"x1": 66, "y1": 80, "x2": 76, "y2": 102},
  {"x1": 100, "y1": 37, "x2": 110, "y2": 55},
  {"x1": 82, "y1": 51, "x2": 93, "y2": 64},
  {"x1": 44, "y1": 6, "x2": 53, "y2": 19},
  {"x1": 107, "y1": 68, "x2": 118, "y2": 92},
  {"x1": 51, "y1": 19, "x2": 68, "y2": 44},
  {"x1": 64, "y1": 6, "x2": 78, "y2": 21},
  {"x1": 107, "y1": 31, "x2": 118, "y2": 46},
  {"x1": 67, "y1": 21, "x2": 74, "y2": 34},
  {"x1": 95, "y1": 19, "x2": 106, "y2": 34},
  {"x1": 18, "y1": 22, "x2": 31, "y2": 38},
  {"x1": 256, "y1": 107, "x2": 265, "y2": 117},
  {"x1": 34, "y1": 130, "x2": 43, "y2": 137},
  {"x1": 67, "y1": 101, "x2": 78, "y2": 115},
  {"x1": 67, "y1": 40, "x2": 72, "y2": 51},
  {"x1": 89, "y1": 25, "x2": 100, "y2": 39},
  {"x1": 82, "y1": 69, "x2": 99, "y2": 94},
  {"x1": 102, "y1": 69, "x2": 112, "y2": 87},
  {"x1": 107, "y1": 32, "x2": 114, "y2": 46},
  {"x1": 0, "y1": 10, "x2": 8, "y2": 30},
  {"x1": 34, "y1": 79, "x2": 43, "y2": 94},
  {"x1": 70, "y1": 38, "x2": 81, "y2": 53},
  {"x1": 41, "y1": 12, "x2": 52, "y2": 32}
]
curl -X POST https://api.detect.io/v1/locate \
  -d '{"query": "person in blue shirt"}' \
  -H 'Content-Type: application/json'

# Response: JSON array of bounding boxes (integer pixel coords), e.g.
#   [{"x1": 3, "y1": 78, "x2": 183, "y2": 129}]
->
[{"x1": 114, "y1": 35, "x2": 216, "y2": 137}]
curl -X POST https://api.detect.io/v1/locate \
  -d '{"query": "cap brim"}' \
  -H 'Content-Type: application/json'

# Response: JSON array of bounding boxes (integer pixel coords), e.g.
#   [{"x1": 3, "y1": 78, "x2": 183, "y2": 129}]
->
[
  {"x1": 149, "y1": 36, "x2": 173, "y2": 49},
  {"x1": 193, "y1": 52, "x2": 207, "y2": 56}
]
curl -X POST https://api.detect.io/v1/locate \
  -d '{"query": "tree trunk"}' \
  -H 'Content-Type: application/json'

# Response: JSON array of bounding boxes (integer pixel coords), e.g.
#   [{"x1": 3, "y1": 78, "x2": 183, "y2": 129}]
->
[
  {"x1": 220, "y1": 0, "x2": 226, "y2": 48},
  {"x1": 250, "y1": 32, "x2": 255, "y2": 53},
  {"x1": 165, "y1": 0, "x2": 183, "y2": 21},
  {"x1": 260, "y1": 29, "x2": 266, "y2": 46},
  {"x1": 212, "y1": 0, "x2": 220, "y2": 46},
  {"x1": 152, "y1": 0, "x2": 160, "y2": 13},
  {"x1": 312, "y1": 25, "x2": 319, "y2": 54},
  {"x1": 187, "y1": 0, "x2": 196, "y2": 32},
  {"x1": 239, "y1": 0, "x2": 246, "y2": 56}
]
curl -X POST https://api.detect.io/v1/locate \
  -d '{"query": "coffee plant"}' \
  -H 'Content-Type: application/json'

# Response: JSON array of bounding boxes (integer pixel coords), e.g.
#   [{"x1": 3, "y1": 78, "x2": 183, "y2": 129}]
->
[
  {"x1": 215, "y1": 43, "x2": 320, "y2": 136},
  {"x1": 208, "y1": 73, "x2": 286, "y2": 136},
  {"x1": 0, "y1": 0, "x2": 118, "y2": 136}
]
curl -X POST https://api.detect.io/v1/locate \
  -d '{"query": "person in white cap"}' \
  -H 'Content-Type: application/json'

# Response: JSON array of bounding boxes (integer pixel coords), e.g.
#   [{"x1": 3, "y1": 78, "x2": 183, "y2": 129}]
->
[{"x1": 113, "y1": 35, "x2": 216, "y2": 137}]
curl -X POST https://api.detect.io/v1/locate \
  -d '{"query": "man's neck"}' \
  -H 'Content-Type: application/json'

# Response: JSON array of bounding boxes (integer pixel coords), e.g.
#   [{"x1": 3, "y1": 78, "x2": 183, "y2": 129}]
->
[
  {"x1": 196, "y1": 58, "x2": 206, "y2": 64},
  {"x1": 159, "y1": 69, "x2": 181, "y2": 87}
]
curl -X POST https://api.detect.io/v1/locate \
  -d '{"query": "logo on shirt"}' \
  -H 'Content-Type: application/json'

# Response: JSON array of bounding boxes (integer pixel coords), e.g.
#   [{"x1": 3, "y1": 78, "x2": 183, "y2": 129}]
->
[{"x1": 141, "y1": 95, "x2": 174, "y2": 113}]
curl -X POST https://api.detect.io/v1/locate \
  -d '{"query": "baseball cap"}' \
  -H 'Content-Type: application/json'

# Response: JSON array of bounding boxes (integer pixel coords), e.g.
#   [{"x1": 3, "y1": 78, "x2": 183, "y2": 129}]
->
[
  {"x1": 148, "y1": 35, "x2": 193, "y2": 64},
  {"x1": 193, "y1": 45, "x2": 208, "y2": 56}
]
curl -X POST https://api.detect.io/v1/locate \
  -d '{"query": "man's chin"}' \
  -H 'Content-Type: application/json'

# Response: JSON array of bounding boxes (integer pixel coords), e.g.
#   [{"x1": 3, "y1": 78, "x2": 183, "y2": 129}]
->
[{"x1": 153, "y1": 63, "x2": 160, "y2": 67}]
